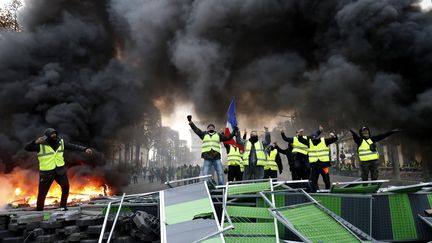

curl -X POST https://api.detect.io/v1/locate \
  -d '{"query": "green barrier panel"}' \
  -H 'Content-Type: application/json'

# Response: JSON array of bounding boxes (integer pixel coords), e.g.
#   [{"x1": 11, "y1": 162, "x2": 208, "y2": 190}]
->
[
  {"x1": 228, "y1": 182, "x2": 271, "y2": 195},
  {"x1": 331, "y1": 184, "x2": 380, "y2": 193},
  {"x1": 280, "y1": 204, "x2": 361, "y2": 243},
  {"x1": 256, "y1": 197, "x2": 273, "y2": 223},
  {"x1": 229, "y1": 222, "x2": 275, "y2": 235},
  {"x1": 165, "y1": 198, "x2": 213, "y2": 225},
  {"x1": 224, "y1": 236, "x2": 276, "y2": 243},
  {"x1": 227, "y1": 206, "x2": 273, "y2": 219},
  {"x1": 274, "y1": 194, "x2": 286, "y2": 237},
  {"x1": 313, "y1": 195, "x2": 341, "y2": 216},
  {"x1": 102, "y1": 206, "x2": 132, "y2": 215},
  {"x1": 388, "y1": 194, "x2": 417, "y2": 240}
]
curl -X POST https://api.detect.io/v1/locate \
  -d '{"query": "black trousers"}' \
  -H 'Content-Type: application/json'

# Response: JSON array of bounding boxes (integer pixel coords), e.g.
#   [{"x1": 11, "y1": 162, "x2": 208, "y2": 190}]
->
[
  {"x1": 242, "y1": 166, "x2": 264, "y2": 180},
  {"x1": 310, "y1": 163, "x2": 330, "y2": 193},
  {"x1": 37, "y1": 167, "x2": 69, "y2": 211},
  {"x1": 228, "y1": 165, "x2": 242, "y2": 182},
  {"x1": 293, "y1": 153, "x2": 310, "y2": 180},
  {"x1": 264, "y1": 170, "x2": 278, "y2": 179}
]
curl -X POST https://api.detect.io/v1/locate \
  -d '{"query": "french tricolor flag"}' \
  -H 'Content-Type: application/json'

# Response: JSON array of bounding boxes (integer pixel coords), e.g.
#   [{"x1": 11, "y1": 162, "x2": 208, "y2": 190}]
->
[{"x1": 224, "y1": 98, "x2": 244, "y2": 151}]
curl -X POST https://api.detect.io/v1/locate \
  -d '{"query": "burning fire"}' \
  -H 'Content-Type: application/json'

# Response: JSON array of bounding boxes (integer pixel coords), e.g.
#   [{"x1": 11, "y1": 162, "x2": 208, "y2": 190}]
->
[{"x1": 1, "y1": 168, "x2": 112, "y2": 209}]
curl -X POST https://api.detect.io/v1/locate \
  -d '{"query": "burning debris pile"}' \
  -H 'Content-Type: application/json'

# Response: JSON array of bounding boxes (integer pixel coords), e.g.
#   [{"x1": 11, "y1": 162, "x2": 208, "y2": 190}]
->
[
  {"x1": 0, "y1": 193, "x2": 160, "y2": 242},
  {"x1": 0, "y1": 168, "x2": 112, "y2": 210}
]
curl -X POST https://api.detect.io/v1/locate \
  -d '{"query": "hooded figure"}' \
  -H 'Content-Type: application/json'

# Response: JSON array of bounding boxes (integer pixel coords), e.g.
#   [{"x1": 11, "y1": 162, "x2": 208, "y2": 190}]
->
[
  {"x1": 297, "y1": 129, "x2": 338, "y2": 193},
  {"x1": 350, "y1": 127, "x2": 400, "y2": 181},
  {"x1": 235, "y1": 129, "x2": 271, "y2": 180},
  {"x1": 25, "y1": 128, "x2": 93, "y2": 211},
  {"x1": 281, "y1": 126, "x2": 323, "y2": 180},
  {"x1": 263, "y1": 145, "x2": 283, "y2": 179}
]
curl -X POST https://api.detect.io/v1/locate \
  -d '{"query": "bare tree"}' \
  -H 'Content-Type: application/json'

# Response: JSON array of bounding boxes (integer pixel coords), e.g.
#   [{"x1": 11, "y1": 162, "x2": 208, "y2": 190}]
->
[{"x1": 0, "y1": 0, "x2": 22, "y2": 31}]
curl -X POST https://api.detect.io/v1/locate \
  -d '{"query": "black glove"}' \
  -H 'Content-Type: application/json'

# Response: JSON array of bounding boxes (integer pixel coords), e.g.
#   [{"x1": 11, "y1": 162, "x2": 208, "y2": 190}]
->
[
  {"x1": 223, "y1": 168, "x2": 228, "y2": 174},
  {"x1": 233, "y1": 126, "x2": 239, "y2": 132},
  {"x1": 279, "y1": 170, "x2": 283, "y2": 175},
  {"x1": 187, "y1": 115, "x2": 192, "y2": 122}
]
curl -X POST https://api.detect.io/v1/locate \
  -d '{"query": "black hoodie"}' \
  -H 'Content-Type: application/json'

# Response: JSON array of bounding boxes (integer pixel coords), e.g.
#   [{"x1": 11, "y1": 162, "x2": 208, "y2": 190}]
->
[
  {"x1": 349, "y1": 127, "x2": 398, "y2": 146},
  {"x1": 25, "y1": 128, "x2": 89, "y2": 153}
]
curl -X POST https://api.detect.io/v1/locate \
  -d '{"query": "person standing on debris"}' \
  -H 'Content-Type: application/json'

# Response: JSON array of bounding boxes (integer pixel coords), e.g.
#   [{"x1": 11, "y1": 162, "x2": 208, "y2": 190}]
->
[
  {"x1": 298, "y1": 131, "x2": 338, "y2": 193},
  {"x1": 224, "y1": 144, "x2": 243, "y2": 182},
  {"x1": 223, "y1": 128, "x2": 245, "y2": 182},
  {"x1": 25, "y1": 128, "x2": 92, "y2": 211},
  {"x1": 281, "y1": 126, "x2": 323, "y2": 180},
  {"x1": 350, "y1": 127, "x2": 400, "y2": 181},
  {"x1": 188, "y1": 115, "x2": 237, "y2": 185},
  {"x1": 240, "y1": 128, "x2": 271, "y2": 180},
  {"x1": 264, "y1": 144, "x2": 283, "y2": 179}
]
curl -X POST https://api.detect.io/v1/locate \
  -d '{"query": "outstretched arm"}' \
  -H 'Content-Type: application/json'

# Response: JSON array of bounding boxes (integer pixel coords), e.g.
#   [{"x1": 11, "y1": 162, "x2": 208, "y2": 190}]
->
[
  {"x1": 349, "y1": 129, "x2": 362, "y2": 145},
  {"x1": 189, "y1": 121, "x2": 206, "y2": 139},
  {"x1": 64, "y1": 141, "x2": 89, "y2": 152},
  {"x1": 325, "y1": 134, "x2": 338, "y2": 146},
  {"x1": 297, "y1": 135, "x2": 309, "y2": 146},
  {"x1": 281, "y1": 132, "x2": 293, "y2": 143},
  {"x1": 274, "y1": 144, "x2": 289, "y2": 155},
  {"x1": 262, "y1": 130, "x2": 271, "y2": 147},
  {"x1": 219, "y1": 131, "x2": 236, "y2": 141},
  {"x1": 24, "y1": 139, "x2": 40, "y2": 152},
  {"x1": 371, "y1": 129, "x2": 400, "y2": 143}
]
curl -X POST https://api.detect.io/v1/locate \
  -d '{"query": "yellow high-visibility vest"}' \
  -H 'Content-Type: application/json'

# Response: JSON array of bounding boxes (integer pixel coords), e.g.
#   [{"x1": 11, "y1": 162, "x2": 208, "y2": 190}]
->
[
  {"x1": 292, "y1": 136, "x2": 309, "y2": 155},
  {"x1": 201, "y1": 133, "x2": 221, "y2": 153},
  {"x1": 265, "y1": 149, "x2": 278, "y2": 171},
  {"x1": 37, "y1": 139, "x2": 65, "y2": 171},
  {"x1": 227, "y1": 145, "x2": 242, "y2": 166},
  {"x1": 243, "y1": 141, "x2": 267, "y2": 166},
  {"x1": 358, "y1": 139, "x2": 379, "y2": 161},
  {"x1": 308, "y1": 138, "x2": 330, "y2": 163}
]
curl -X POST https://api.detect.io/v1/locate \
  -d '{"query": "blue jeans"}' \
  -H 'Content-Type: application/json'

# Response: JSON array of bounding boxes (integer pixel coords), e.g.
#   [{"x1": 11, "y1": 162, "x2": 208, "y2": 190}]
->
[{"x1": 203, "y1": 159, "x2": 224, "y2": 185}]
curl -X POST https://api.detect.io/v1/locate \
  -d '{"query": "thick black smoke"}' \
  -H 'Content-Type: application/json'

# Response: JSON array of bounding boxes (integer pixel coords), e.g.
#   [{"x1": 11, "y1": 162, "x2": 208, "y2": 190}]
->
[{"x1": 1, "y1": 0, "x2": 432, "y2": 176}]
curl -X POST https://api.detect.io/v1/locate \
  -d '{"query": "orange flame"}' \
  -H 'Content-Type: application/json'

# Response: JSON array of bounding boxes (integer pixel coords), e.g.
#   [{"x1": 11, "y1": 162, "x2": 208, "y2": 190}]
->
[{"x1": 1, "y1": 168, "x2": 112, "y2": 208}]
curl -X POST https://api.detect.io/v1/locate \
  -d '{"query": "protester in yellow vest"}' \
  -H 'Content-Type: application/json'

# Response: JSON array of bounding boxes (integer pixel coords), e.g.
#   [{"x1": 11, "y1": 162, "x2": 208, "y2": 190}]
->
[
  {"x1": 238, "y1": 129, "x2": 271, "y2": 180},
  {"x1": 224, "y1": 144, "x2": 243, "y2": 181},
  {"x1": 298, "y1": 131, "x2": 337, "y2": 193},
  {"x1": 281, "y1": 126, "x2": 322, "y2": 180},
  {"x1": 188, "y1": 115, "x2": 237, "y2": 185},
  {"x1": 25, "y1": 128, "x2": 92, "y2": 211},
  {"x1": 350, "y1": 127, "x2": 400, "y2": 181},
  {"x1": 264, "y1": 145, "x2": 282, "y2": 179}
]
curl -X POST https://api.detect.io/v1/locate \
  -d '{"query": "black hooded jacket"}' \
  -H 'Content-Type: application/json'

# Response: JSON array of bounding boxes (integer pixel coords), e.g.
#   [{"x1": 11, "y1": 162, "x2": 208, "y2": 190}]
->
[
  {"x1": 25, "y1": 128, "x2": 89, "y2": 153},
  {"x1": 297, "y1": 134, "x2": 338, "y2": 147},
  {"x1": 349, "y1": 127, "x2": 397, "y2": 146},
  {"x1": 267, "y1": 146, "x2": 283, "y2": 173}
]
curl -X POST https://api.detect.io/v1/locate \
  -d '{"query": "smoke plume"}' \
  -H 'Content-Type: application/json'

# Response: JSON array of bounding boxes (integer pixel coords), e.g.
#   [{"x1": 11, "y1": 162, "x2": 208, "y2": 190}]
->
[{"x1": 0, "y1": 0, "x2": 432, "y2": 177}]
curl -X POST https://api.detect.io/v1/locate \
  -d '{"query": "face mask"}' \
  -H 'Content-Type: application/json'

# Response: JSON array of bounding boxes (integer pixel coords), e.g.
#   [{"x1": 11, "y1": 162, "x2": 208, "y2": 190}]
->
[
  {"x1": 361, "y1": 131, "x2": 370, "y2": 138},
  {"x1": 250, "y1": 136, "x2": 258, "y2": 142},
  {"x1": 208, "y1": 130, "x2": 215, "y2": 134}
]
